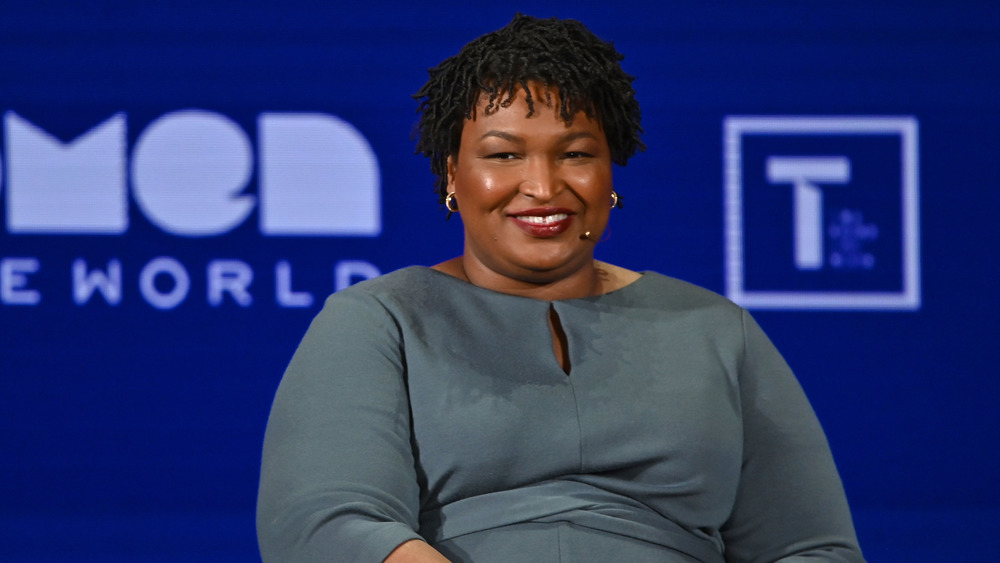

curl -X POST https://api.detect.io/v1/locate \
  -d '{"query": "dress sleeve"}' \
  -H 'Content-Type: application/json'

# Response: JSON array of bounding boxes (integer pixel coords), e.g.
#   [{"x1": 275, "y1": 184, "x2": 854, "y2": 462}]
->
[
  {"x1": 257, "y1": 289, "x2": 423, "y2": 562},
  {"x1": 720, "y1": 310, "x2": 866, "y2": 562}
]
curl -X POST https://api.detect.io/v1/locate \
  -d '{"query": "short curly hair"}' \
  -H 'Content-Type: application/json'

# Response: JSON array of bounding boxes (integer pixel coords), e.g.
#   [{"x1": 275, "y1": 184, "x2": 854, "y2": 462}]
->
[{"x1": 413, "y1": 13, "x2": 645, "y2": 203}]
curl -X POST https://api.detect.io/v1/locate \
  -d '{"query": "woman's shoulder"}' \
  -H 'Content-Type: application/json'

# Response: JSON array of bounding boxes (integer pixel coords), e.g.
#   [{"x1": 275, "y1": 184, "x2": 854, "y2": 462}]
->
[
  {"x1": 594, "y1": 260, "x2": 642, "y2": 294},
  {"x1": 308, "y1": 267, "x2": 451, "y2": 330},
  {"x1": 605, "y1": 267, "x2": 743, "y2": 316},
  {"x1": 330, "y1": 266, "x2": 445, "y2": 301}
]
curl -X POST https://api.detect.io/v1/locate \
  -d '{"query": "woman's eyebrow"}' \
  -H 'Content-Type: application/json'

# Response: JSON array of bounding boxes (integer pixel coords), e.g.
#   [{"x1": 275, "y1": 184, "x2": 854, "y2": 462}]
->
[
  {"x1": 478, "y1": 130, "x2": 597, "y2": 142},
  {"x1": 561, "y1": 131, "x2": 598, "y2": 142},
  {"x1": 479, "y1": 130, "x2": 522, "y2": 142}
]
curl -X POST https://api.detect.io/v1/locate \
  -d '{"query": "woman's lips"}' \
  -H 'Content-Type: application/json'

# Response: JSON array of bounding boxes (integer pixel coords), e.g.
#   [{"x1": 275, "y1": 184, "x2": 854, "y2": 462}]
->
[{"x1": 508, "y1": 210, "x2": 575, "y2": 237}]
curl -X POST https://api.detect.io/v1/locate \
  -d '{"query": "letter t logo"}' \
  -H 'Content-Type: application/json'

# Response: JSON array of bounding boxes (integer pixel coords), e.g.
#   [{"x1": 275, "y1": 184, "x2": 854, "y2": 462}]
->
[{"x1": 766, "y1": 156, "x2": 851, "y2": 270}]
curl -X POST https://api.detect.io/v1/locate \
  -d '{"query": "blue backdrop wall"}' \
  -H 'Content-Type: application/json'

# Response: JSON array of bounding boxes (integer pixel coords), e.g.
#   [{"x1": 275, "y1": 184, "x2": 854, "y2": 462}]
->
[{"x1": 2, "y1": 2, "x2": 998, "y2": 561}]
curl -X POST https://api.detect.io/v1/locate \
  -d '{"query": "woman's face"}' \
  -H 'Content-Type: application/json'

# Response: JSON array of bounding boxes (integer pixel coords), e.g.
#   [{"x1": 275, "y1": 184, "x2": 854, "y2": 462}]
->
[{"x1": 447, "y1": 83, "x2": 614, "y2": 286}]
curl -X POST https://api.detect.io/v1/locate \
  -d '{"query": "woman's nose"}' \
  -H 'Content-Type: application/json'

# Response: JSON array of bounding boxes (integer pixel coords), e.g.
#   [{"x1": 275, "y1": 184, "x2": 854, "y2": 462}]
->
[{"x1": 519, "y1": 158, "x2": 560, "y2": 200}]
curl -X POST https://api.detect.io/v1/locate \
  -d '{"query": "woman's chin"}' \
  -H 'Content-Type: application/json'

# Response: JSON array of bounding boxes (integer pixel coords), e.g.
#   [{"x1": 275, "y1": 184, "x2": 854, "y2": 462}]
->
[{"x1": 509, "y1": 256, "x2": 595, "y2": 284}]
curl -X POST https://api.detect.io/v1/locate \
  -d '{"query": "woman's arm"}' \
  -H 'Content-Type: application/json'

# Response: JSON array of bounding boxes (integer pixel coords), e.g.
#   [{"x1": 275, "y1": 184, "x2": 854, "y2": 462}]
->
[
  {"x1": 720, "y1": 311, "x2": 865, "y2": 562},
  {"x1": 384, "y1": 539, "x2": 452, "y2": 562},
  {"x1": 257, "y1": 289, "x2": 424, "y2": 562}
]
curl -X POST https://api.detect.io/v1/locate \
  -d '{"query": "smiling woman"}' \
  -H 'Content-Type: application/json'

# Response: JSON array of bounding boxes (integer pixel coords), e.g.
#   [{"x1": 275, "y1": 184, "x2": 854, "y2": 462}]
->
[
  {"x1": 438, "y1": 83, "x2": 626, "y2": 299},
  {"x1": 256, "y1": 13, "x2": 866, "y2": 563}
]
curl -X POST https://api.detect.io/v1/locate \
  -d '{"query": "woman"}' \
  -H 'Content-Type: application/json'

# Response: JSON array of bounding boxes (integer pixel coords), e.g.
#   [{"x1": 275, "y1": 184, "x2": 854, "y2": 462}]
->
[{"x1": 257, "y1": 14, "x2": 865, "y2": 562}]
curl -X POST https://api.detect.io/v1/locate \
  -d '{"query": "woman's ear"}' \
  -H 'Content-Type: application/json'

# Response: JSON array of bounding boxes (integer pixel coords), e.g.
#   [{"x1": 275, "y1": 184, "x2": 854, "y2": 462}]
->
[{"x1": 446, "y1": 155, "x2": 457, "y2": 192}]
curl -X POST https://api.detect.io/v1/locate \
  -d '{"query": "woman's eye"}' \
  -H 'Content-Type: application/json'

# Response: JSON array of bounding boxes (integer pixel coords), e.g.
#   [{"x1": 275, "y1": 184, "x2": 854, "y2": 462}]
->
[
  {"x1": 563, "y1": 151, "x2": 592, "y2": 159},
  {"x1": 486, "y1": 152, "x2": 518, "y2": 160}
]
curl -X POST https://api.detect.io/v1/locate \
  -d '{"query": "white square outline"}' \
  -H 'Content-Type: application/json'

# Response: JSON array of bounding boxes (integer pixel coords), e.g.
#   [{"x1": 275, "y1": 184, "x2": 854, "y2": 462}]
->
[{"x1": 724, "y1": 116, "x2": 921, "y2": 311}]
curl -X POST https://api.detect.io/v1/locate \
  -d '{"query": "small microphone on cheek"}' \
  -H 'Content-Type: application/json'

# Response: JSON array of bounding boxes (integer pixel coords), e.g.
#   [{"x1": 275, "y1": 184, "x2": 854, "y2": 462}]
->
[{"x1": 580, "y1": 231, "x2": 594, "y2": 241}]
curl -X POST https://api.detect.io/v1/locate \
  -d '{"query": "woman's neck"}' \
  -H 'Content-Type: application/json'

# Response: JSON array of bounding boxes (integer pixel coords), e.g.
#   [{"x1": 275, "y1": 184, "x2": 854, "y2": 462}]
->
[{"x1": 431, "y1": 256, "x2": 638, "y2": 301}]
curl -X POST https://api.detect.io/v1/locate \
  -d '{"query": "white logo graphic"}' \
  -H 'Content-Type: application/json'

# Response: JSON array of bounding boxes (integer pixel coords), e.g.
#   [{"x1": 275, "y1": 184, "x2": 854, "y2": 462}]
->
[
  {"x1": 5, "y1": 113, "x2": 128, "y2": 233},
  {"x1": 3, "y1": 110, "x2": 380, "y2": 236},
  {"x1": 724, "y1": 116, "x2": 920, "y2": 310},
  {"x1": 0, "y1": 255, "x2": 383, "y2": 309},
  {"x1": 766, "y1": 156, "x2": 851, "y2": 271},
  {"x1": 1, "y1": 109, "x2": 384, "y2": 310}
]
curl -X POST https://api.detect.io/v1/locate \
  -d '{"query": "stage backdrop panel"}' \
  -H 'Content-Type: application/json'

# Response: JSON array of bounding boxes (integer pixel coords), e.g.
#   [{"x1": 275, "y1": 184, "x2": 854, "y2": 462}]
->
[{"x1": 2, "y1": 2, "x2": 998, "y2": 560}]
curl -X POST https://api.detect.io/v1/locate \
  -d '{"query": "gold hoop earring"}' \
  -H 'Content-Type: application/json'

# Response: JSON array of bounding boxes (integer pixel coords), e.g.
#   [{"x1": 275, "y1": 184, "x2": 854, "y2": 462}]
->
[
  {"x1": 610, "y1": 190, "x2": 620, "y2": 209},
  {"x1": 445, "y1": 192, "x2": 458, "y2": 213}
]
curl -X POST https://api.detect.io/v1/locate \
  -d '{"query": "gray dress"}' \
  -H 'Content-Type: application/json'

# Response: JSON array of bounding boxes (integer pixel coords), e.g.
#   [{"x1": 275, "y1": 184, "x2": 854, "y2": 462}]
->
[{"x1": 257, "y1": 267, "x2": 864, "y2": 562}]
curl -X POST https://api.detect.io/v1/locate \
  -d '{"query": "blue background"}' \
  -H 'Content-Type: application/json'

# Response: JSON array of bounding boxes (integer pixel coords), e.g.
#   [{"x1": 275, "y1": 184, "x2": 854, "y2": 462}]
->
[{"x1": 2, "y1": 1, "x2": 999, "y2": 560}]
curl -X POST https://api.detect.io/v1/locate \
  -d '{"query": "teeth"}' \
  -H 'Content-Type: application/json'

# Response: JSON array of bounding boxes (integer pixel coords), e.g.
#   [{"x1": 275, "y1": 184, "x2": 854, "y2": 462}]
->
[{"x1": 518, "y1": 213, "x2": 568, "y2": 224}]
